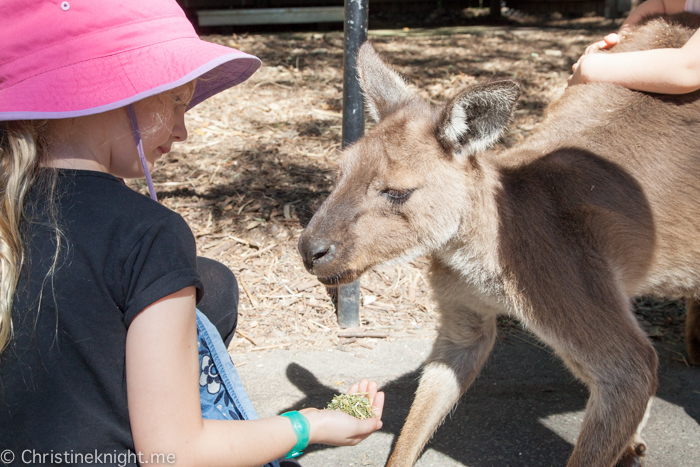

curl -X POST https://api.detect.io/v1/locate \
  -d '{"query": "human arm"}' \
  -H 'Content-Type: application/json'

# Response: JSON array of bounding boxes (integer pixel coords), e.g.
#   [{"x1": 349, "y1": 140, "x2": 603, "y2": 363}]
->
[
  {"x1": 568, "y1": 27, "x2": 700, "y2": 93},
  {"x1": 126, "y1": 287, "x2": 384, "y2": 467},
  {"x1": 584, "y1": 0, "x2": 686, "y2": 54},
  {"x1": 617, "y1": 0, "x2": 686, "y2": 35}
]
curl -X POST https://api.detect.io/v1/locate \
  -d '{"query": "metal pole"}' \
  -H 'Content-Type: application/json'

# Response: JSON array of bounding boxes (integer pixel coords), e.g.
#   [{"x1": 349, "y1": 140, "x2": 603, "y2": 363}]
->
[
  {"x1": 605, "y1": 0, "x2": 620, "y2": 19},
  {"x1": 338, "y1": 0, "x2": 367, "y2": 328},
  {"x1": 489, "y1": 0, "x2": 501, "y2": 18}
]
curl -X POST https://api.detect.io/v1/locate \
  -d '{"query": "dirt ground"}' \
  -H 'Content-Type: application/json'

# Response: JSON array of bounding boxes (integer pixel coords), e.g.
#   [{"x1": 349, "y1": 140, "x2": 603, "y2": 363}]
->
[{"x1": 127, "y1": 14, "x2": 692, "y2": 363}]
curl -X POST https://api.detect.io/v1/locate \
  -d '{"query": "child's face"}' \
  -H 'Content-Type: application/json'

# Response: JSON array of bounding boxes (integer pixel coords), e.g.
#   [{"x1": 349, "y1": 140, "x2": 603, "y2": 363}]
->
[
  {"x1": 43, "y1": 82, "x2": 195, "y2": 178},
  {"x1": 108, "y1": 83, "x2": 193, "y2": 178}
]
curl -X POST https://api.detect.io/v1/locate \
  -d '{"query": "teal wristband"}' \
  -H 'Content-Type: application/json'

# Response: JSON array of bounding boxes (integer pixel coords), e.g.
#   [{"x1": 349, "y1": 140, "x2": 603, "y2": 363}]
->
[{"x1": 280, "y1": 411, "x2": 310, "y2": 459}]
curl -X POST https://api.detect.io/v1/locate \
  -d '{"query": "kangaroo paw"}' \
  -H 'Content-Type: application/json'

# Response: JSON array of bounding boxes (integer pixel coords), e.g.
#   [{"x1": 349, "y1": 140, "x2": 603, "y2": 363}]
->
[{"x1": 614, "y1": 443, "x2": 647, "y2": 467}]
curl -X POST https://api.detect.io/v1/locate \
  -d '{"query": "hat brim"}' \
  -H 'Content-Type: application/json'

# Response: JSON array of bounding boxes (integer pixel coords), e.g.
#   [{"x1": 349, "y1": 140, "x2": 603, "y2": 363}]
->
[{"x1": 0, "y1": 37, "x2": 260, "y2": 121}]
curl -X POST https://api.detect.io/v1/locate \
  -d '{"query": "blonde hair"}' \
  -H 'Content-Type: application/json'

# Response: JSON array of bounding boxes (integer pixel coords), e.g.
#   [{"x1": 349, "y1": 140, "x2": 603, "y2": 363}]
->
[
  {"x1": 0, "y1": 83, "x2": 196, "y2": 355},
  {"x1": 0, "y1": 121, "x2": 51, "y2": 354}
]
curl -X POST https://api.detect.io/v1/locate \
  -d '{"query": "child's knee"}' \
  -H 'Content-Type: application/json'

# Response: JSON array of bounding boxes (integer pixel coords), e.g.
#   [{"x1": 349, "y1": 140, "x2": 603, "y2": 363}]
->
[{"x1": 196, "y1": 257, "x2": 239, "y2": 345}]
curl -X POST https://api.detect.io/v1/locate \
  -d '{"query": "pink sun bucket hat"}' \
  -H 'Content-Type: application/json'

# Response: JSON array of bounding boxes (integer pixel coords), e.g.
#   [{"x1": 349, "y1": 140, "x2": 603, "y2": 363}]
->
[{"x1": 0, "y1": 0, "x2": 261, "y2": 120}]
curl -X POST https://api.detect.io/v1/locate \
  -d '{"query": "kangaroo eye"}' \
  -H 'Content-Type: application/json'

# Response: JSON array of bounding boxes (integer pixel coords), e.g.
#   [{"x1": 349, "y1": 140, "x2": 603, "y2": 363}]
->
[{"x1": 382, "y1": 188, "x2": 415, "y2": 204}]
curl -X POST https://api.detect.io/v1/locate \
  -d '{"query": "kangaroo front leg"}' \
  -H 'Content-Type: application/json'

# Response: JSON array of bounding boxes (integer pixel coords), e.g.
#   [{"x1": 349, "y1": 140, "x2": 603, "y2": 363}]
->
[{"x1": 387, "y1": 310, "x2": 497, "y2": 466}]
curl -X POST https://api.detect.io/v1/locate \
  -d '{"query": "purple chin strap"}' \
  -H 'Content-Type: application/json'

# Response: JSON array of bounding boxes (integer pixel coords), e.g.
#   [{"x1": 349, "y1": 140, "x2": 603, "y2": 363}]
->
[{"x1": 126, "y1": 103, "x2": 158, "y2": 202}]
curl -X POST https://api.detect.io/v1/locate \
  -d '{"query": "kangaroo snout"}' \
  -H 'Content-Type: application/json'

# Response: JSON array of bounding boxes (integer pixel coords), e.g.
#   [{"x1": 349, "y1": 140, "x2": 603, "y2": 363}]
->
[
  {"x1": 298, "y1": 227, "x2": 360, "y2": 286},
  {"x1": 298, "y1": 236, "x2": 336, "y2": 272}
]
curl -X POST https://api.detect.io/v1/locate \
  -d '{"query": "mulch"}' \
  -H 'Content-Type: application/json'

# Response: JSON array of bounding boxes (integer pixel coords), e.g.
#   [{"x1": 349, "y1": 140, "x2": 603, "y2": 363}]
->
[{"x1": 126, "y1": 14, "x2": 692, "y2": 360}]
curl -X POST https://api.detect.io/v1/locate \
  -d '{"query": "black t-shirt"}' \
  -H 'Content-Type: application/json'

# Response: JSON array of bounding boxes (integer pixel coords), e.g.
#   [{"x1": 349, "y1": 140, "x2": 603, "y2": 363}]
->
[{"x1": 0, "y1": 169, "x2": 203, "y2": 465}]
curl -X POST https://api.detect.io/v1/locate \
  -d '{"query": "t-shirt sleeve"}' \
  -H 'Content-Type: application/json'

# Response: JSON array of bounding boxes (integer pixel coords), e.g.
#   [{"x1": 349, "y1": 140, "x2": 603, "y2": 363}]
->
[{"x1": 122, "y1": 212, "x2": 203, "y2": 327}]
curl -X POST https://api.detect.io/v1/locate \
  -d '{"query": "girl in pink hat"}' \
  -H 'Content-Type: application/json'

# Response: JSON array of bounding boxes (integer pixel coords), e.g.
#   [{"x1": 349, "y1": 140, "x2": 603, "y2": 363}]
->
[{"x1": 0, "y1": 1, "x2": 383, "y2": 466}]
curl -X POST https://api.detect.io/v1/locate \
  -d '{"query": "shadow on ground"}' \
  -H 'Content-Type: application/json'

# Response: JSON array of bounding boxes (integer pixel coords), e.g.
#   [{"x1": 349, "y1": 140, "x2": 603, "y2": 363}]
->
[{"x1": 277, "y1": 333, "x2": 699, "y2": 466}]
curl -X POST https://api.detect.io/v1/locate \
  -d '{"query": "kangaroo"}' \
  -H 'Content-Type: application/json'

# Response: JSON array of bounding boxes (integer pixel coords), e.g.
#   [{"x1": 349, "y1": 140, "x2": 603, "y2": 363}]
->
[{"x1": 298, "y1": 13, "x2": 700, "y2": 467}]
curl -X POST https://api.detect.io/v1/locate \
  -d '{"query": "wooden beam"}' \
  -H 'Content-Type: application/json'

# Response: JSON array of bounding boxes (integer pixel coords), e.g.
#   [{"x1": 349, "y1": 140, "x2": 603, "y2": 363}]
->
[{"x1": 197, "y1": 7, "x2": 344, "y2": 26}]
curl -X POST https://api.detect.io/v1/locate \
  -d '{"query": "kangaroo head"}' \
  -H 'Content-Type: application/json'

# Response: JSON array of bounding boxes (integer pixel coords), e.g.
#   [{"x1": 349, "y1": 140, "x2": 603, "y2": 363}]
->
[{"x1": 298, "y1": 42, "x2": 519, "y2": 286}]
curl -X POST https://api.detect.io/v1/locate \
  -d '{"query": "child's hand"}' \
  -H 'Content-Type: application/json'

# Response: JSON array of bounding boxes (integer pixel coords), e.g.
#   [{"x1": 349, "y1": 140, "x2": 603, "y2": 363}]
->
[
  {"x1": 585, "y1": 33, "x2": 621, "y2": 55},
  {"x1": 347, "y1": 378, "x2": 385, "y2": 420},
  {"x1": 568, "y1": 55, "x2": 588, "y2": 87},
  {"x1": 570, "y1": 33, "x2": 621, "y2": 87},
  {"x1": 300, "y1": 379, "x2": 384, "y2": 446}
]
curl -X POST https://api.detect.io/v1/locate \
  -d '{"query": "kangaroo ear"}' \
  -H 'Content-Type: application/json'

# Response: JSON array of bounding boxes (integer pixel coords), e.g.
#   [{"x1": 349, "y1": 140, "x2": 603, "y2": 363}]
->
[
  {"x1": 438, "y1": 80, "x2": 520, "y2": 157},
  {"x1": 357, "y1": 42, "x2": 414, "y2": 122}
]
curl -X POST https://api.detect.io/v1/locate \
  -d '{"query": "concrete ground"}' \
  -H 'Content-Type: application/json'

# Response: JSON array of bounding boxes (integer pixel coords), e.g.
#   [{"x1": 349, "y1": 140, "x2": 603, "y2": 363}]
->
[{"x1": 232, "y1": 332, "x2": 699, "y2": 467}]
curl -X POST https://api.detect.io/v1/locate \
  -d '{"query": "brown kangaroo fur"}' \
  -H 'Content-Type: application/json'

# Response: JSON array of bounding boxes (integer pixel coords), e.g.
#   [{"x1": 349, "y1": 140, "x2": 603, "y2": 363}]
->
[{"x1": 298, "y1": 14, "x2": 700, "y2": 467}]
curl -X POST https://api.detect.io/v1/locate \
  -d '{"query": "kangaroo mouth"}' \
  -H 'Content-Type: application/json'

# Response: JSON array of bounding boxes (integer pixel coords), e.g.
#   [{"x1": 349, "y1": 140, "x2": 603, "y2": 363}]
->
[{"x1": 317, "y1": 269, "x2": 359, "y2": 286}]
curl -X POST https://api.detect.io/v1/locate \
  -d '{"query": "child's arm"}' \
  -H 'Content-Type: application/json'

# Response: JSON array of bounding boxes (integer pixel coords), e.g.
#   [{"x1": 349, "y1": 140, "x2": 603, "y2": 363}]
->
[
  {"x1": 619, "y1": 0, "x2": 686, "y2": 35},
  {"x1": 126, "y1": 287, "x2": 384, "y2": 467},
  {"x1": 568, "y1": 27, "x2": 700, "y2": 93},
  {"x1": 584, "y1": 0, "x2": 686, "y2": 54}
]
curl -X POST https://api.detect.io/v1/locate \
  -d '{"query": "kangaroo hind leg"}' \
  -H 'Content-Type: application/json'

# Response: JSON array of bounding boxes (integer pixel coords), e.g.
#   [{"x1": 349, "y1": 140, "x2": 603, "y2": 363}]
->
[
  {"x1": 528, "y1": 294, "x2": 658, "y2": 467},
  {"x1": 615, "y1": 396, "x2": 654, "y2": 467}
]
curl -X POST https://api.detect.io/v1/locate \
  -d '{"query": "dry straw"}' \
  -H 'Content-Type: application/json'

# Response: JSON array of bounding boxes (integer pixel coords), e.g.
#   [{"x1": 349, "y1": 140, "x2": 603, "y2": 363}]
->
[{"x1": 326, "y1": 393, "x2": 376, "y2": 419}]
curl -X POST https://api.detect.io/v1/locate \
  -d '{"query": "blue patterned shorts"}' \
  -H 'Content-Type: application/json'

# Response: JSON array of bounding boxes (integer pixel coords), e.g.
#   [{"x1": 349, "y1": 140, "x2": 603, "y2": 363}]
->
[{"x1": 197, "y1": 309, "x2": 280, "y2": 467}]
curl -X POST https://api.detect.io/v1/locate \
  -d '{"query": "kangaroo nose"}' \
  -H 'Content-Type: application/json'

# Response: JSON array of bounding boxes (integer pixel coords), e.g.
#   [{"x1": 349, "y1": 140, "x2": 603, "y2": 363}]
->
[{"x1": 300, "y1": 238, "x2": 336, "y2": 271}]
